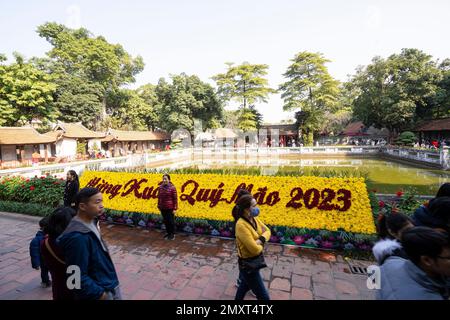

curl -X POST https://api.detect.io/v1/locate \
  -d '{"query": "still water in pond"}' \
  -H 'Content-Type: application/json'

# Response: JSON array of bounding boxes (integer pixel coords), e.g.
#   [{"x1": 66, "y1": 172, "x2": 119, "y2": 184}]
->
[{"x1": 149, "y1": 155, "x2": 450, "y2": 195}]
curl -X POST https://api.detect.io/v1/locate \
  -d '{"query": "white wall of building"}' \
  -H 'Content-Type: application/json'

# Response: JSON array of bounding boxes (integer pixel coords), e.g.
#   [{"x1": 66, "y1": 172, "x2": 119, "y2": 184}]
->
[
  {"x1": 56, "y1": 138, "x2": 77, "y2": 157},
  {"x1": 39, "y1": 144, "x2": 51, "y2": 157}
]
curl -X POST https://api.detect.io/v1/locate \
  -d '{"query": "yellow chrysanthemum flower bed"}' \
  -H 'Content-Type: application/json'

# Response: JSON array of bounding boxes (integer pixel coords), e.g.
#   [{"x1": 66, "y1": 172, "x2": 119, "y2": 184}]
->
[{"x1": 80, "y1": 171, "x2": 376, "y2": 234}]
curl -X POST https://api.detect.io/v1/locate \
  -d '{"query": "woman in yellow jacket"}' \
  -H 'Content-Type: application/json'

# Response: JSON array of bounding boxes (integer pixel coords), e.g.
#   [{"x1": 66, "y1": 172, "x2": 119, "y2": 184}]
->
[{"x1": 234, "y1": 194, "x2": 271, "y2": 300}]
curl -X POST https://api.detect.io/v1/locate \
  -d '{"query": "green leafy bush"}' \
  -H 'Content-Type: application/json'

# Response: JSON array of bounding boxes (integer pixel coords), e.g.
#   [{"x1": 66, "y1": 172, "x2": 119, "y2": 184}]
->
[
  {"x1": 395, "y1": 131, "x2": 416, "y2": 146},
  {"x1": 0, "y1": 200, "x2": 54, "y2": 216},
  {"x1": 0, "y1": 175, "x2": 65, "y2": 207}
]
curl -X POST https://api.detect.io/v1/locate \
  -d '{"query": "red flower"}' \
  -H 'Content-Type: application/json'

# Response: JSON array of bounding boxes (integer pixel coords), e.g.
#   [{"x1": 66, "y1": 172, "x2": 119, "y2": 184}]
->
[
  {"x1": 378, "y1": 200, "x2": 385, "y2": 208},
  {"x1": 40, "y1": 176, "x2": 45, "y2": 179},
  {"x1": 26, "y1": 179, "x2": 30, "y2": 182},
  {"x1": 396, "y1": 191, "x2": 404, "y2": 197},
  {"x1": 30, "y1": 186, "x2": 35, "y2": 191}
]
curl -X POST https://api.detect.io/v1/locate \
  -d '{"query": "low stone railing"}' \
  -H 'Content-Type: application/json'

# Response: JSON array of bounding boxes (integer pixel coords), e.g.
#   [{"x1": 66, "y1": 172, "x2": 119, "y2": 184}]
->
[
  {"x1": 382, "y1": 146, "x2": 448, "y2": 169},
  {"x1": 1, "y1": 145, "x2": 449, "y2": 178}
]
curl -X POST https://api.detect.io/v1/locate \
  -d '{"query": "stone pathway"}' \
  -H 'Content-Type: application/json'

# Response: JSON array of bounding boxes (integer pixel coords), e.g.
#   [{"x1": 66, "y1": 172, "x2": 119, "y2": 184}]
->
[{"x1": 0, "y1": 212, "x2": 375, "y2": 300}]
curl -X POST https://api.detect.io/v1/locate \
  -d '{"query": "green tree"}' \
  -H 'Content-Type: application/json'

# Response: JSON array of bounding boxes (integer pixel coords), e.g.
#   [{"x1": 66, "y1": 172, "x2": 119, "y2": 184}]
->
[
  {"x1": 106, "y1": 89, "x2": 157, "y2": 131},
  {"x1": 37, "y1": 22, "x2": 144, "y2": 119},
  {"x1": 155, "y1": 73, "x2": 224, "y2": 137},
  {"x1": 396, "y1": 131, "x2": 417, "y2": 146},
  {"x1": 249, "y1": 105, "x2": 264, "y2": 129},
  {"x1": 213, "y1": 62, "x2": 274, "y2": 131},
  {"x1": 0, "y1": 53, "x2": 56, "y2": 126},
  {"x1": 352, "y1": 49, "x2": 442, "y2": 137},
  {"x1": 222, "y1": 110, "x2": 240, "y2": 128},
  {"x1": 319, "y1": 82, "x2": 355, "y2": 136},
  {"x1": 53, "y1": 75, "x2": 105, "y2": 130},
  {"x1": 279, "y1": 52, "x2": 340, "y2": 145},
  {"x1": 238, "y1": 109, "x2": 257, "y2": 132},
  {"x1": 433, "y1": 59, "x2": 450, "y2": 118}
]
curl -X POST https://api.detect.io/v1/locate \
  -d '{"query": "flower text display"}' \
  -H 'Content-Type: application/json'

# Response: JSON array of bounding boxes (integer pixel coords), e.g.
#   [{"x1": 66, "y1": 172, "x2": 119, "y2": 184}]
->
[{"x1": 80, "y1": 171, "x2": 376, "y2": 234}]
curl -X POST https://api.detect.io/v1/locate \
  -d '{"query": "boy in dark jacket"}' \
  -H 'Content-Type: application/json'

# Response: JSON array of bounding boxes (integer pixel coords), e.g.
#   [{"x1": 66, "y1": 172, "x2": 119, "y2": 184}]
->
[
  {"x1": 29, "y1": 217, "x2": 51, "y2": 288},
  {"x1": 58, "y1": 187, "x2": 120, "y2": 300}
]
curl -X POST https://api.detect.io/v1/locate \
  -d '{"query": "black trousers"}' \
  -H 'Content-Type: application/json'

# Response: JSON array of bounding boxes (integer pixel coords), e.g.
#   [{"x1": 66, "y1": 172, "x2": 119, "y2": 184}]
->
[
  {"x1": 160, "y1": 209, "x2": 175, "y2": 235},
  {"x1": 40, "y1": 257, "x2": 50, "y2": 283}
]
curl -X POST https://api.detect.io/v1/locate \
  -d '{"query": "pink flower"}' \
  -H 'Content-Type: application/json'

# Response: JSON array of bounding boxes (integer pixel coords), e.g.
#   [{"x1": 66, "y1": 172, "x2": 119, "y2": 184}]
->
[
  {"x1": 321, "y1": 241, "x2": 334, "y2": 249},
  {"x1": 293, "y1": 235, "x2": 305, "y2": 245}
]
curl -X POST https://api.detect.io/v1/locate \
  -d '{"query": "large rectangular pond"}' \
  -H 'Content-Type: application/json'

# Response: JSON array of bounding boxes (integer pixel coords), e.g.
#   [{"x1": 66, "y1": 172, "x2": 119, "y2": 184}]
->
[{"x1": 147, "y1": 154, "x2": 449, "y2": 196}]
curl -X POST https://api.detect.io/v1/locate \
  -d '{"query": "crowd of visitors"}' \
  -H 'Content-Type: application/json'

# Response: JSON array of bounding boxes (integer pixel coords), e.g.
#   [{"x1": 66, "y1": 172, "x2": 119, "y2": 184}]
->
[{"x1": 28, "y1": 169, "x2": 450, "y2": 300}]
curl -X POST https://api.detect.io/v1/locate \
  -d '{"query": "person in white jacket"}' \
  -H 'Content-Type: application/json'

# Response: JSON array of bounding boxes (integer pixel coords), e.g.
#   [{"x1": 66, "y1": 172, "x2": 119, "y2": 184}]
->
[{"x1": 376, "y1": 227, "x2": 450, "y2": 300}]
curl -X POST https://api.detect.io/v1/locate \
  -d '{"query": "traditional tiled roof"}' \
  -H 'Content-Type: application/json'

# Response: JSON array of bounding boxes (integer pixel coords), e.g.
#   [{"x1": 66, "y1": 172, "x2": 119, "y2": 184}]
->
[
  {"x1": 102, "y1": 129, "x2": 170, "y2": 142},
  {"x1": 214, "y1": 128, "x2": 239, "y2": 139},
  {"x1": 415, "y1": 118, "x2": 450, "y2": 132},
  {"x1": 0, "y1": 127, "x2": 56, "y2": 145},
  {"x1": 341, "y1": 121, "x2": 367, "y2": 136},
  {"x1": 53, "y1": 122, "x2": 105, "y2": 139},
  {"x1": 43, "y1": 130, "x2": 64, "y2": 141}
]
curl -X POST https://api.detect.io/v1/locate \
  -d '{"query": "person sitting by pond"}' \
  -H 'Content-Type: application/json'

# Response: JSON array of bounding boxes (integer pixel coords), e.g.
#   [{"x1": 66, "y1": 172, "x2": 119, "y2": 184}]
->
[{"x1": 413, "y1": 183, "x2": 450, "y2": 229}]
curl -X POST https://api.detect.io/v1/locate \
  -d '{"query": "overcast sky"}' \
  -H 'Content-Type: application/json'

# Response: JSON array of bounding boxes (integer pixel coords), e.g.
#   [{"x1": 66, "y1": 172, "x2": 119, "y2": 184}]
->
[{"x1": 1, "y1": 0, "x2": 449, "y2": 123}]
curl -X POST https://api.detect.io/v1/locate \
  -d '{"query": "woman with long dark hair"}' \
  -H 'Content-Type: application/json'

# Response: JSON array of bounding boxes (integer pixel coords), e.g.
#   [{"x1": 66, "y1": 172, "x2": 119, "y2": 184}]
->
[
  {"x1": 63, "y1": 170, "x2": 79, "y2": 208},
  {"x1": 40, "y1": 207, "x2": 75, "y2": 300},
  {"x1": 234, "y1": 194, "x2": 271, "y2": 300}
]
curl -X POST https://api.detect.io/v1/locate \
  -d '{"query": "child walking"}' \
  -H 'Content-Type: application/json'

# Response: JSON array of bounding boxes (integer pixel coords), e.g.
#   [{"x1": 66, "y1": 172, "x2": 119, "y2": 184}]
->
[{"x1": 29, "y1": 217, "x2": 51, "y2": 288}]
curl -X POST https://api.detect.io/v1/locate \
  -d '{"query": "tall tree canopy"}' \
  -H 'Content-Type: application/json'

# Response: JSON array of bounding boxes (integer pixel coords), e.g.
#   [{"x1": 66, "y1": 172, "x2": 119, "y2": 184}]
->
[
  {"x1": 37, "y1": 22, "x2": 144, "y2": 89},
  {"x1": 351, "y1": 48, "x2": 442, "y2": 135},
  {"x1": 106, "y1": 88, "x2": 157, "y2": 131},
  {"x1": 36, "y1": 22, "x2": 144, "y2": 124},
  {"x1": 155, "y1": 73, "x2": 224, "y2": 136},
  {"x1": 279, "y1": 51, "x2": 340, "y2": 145},
  {"x1": 0, "y1": 53, "x2": 56, "y2": 126}
]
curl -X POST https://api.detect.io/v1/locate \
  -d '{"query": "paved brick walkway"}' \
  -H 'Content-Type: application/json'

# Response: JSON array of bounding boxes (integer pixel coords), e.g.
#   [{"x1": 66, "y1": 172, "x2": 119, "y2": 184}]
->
[{"x1": 0, "y1": 212, "x2": 375, "y2": 300}]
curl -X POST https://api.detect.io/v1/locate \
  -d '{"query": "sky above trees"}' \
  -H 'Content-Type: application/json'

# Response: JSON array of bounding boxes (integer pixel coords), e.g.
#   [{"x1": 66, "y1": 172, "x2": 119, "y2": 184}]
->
[{"x1": 1, "y1": 0, "x2": 449, "y2": 122}]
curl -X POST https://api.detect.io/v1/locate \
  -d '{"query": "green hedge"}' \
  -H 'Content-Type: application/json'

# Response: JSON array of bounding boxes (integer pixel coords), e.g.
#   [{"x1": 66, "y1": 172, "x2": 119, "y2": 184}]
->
[{"x1": 0, "y1": 200, "x2": 55, "y2": 216}]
